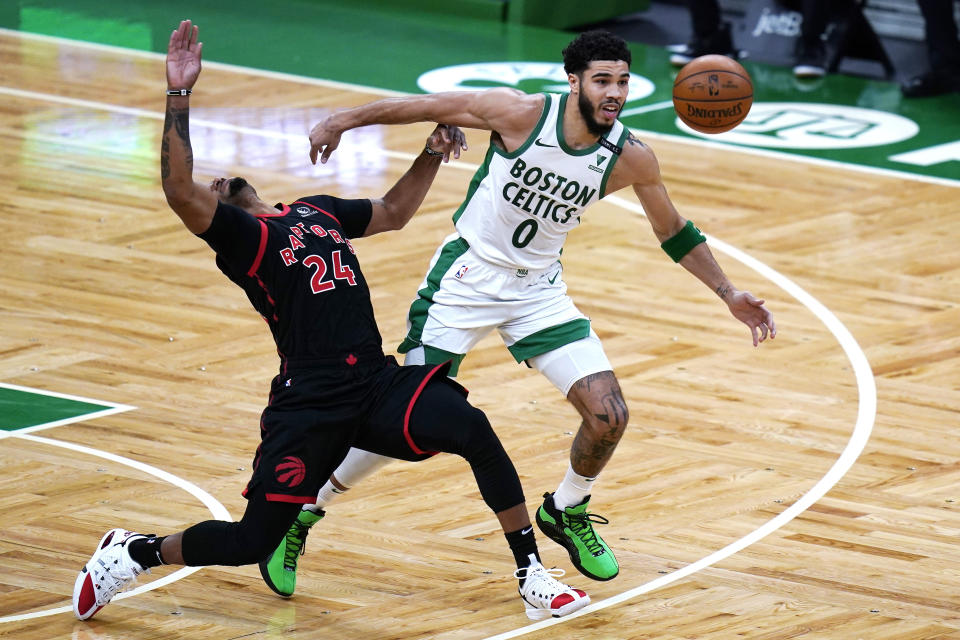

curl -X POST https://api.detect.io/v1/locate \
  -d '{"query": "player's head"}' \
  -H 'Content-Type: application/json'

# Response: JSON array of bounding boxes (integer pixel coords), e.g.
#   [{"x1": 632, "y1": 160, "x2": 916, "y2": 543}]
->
[
  {"x1": 211, "y1": 176, "x2": 258, "y2": 206},
  {"x1": 563, "y1": 30, "x2": 632, "y2": 136},
  {"x1": 562, "y1": 30, "x2": 632, "y2": 76}
]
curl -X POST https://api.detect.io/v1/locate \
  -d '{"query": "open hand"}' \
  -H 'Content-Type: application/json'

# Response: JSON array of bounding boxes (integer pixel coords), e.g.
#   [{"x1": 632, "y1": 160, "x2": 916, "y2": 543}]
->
[
  {"x1": 726, "y1": 290, "x2": 776, "y2": 347},
  {"x1": 166, "y1": 20, "x2": 202, "y2": 91}
]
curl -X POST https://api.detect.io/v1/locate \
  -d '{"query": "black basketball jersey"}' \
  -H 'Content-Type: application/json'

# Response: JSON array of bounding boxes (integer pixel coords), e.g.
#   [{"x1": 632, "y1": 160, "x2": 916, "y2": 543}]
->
[{"x1": 198, "y1": 195, "x2": 384, "y2": 372}]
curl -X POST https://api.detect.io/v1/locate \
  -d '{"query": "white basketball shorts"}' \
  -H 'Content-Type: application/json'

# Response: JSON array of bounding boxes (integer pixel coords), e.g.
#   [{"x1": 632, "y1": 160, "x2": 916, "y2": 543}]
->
[{"x1": 398, "y1": 233, "x2": 612, "y2": 394}]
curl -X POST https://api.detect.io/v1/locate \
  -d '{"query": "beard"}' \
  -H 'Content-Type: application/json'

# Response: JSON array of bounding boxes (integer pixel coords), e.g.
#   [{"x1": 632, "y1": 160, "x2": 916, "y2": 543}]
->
[
  {"x1": 577, "y1": 91, "x2": 617, "y2": 137},
  {"x1": 227, "y1": 177, "x2": 249, "y2": 198}
]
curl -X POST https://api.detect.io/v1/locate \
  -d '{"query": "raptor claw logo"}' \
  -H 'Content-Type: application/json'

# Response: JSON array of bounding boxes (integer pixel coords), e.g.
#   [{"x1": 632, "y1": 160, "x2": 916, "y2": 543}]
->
[{"x1": 275, "y1": 456, "x2": 306, "y2": 488}]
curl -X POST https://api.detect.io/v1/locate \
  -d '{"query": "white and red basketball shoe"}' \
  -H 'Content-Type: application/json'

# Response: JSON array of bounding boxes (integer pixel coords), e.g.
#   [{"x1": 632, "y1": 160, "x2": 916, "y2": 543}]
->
[
  {"x1": 515, "y1": 562, "x2": 590, "y2": 620},
  {"x1": 73, "y1": 528, "x2": 149, "y2": 620}
]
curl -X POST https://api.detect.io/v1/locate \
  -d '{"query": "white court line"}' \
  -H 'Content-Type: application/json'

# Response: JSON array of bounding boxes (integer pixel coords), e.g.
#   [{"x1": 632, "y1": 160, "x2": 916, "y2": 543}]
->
[
  {"x1": 0, "y1": 46, "x2": 878, "y2": 633},
  {"x1": 633, "y1": 128, "x2": 960, "y2": 189},
  {"x1": 619, "y1": 99, "x2": 675, "y2": 118},
  {"x1": 0, "y1": 433, "x2": 232, "y2": 623},
  {"x1": 474, "y1": 196, "x2": 878, "y2": 640},
  {"x1": 0, "y1": 28, "x2": 405, "y2": 98},
  {"x1": 5, "y1": 27, "x2": 957, "y2": 188},
  {"x1": 0, "y1": 86, "x2": 478, "y2": 174},
  {"x1": 0, "y1": 382, "x2": 135, "y2": 435}
]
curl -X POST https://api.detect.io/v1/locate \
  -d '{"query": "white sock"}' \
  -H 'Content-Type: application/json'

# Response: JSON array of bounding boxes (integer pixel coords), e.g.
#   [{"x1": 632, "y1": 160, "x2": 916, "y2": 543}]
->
[
  {"x1": 306, "y1": 448, "x2": 397, "y2": 511},
  {"x1": 309, "y1": 481, "x2": 347, "y2": 511},
  {"x1": 552, "y1": 464, "x2": 597, "y2": 510}
]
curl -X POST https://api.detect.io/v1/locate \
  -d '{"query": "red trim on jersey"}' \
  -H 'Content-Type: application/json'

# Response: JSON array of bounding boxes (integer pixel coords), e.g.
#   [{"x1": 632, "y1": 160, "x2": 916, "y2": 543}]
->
[
  {"x1": 265, "y1": 493, "x2": 318, "y2": 503},
  {"x1": 247, "y1": 220, "x2": 269, "y2": 277},
  {"x1": 292, "y1": 200, "x2": 342, "y2": 227},
  {"x1": 402, "y1": 363, "x2": 446, "y2": 456}
]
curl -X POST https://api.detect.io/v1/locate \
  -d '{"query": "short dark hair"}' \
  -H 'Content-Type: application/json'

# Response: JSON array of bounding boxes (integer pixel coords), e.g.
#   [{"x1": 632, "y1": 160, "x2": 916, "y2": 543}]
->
[{"x1": 562, "y1": 30, "x2": 632, "y2": 75}]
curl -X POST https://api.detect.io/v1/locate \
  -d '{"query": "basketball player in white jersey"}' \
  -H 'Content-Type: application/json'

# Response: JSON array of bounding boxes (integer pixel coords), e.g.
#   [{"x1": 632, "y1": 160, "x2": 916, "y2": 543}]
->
[{"x1": 259, "y1": 30, "x2": 776, "y2": 596}]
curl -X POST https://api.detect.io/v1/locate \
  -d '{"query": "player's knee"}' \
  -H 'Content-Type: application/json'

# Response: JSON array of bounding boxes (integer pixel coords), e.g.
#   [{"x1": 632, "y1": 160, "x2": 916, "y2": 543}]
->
[
  {"x1": 231, "y1": 521, "x2": 286, "y2": 566},
  {"x1": 425, "y1": 400, "x2": 511, "y2": 476},
  {"x1": 572, "y1": 374, "x2": 629, "y2": 425},
  {"x1": 583, "y1": 409, "x2": 628, "y2": 448},
  {"x1": 573, "y1": 380, "x2": 629, "y2": 445},
  {"x1": 458, "y1": 405, "x2": 503, "y2": 455}
]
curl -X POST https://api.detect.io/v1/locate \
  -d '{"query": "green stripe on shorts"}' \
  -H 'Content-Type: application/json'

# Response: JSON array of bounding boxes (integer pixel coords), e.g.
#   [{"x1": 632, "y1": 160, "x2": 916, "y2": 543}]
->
[
  {"x1": 397, "y1": 236, "x2": 470, "y2": 354},
  {"x1": 506, "y1": 318, "x2": 591, "y2": 363},
  {"x1": 422, "y1": 346, "x2": 466, "y2": 376}
]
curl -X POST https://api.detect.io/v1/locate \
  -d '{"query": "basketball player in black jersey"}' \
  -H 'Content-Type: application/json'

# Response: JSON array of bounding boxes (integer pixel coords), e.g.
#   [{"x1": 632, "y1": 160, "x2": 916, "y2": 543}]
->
[{"x1": 72, "y1": 19, "x2": 589, "y2": 623}]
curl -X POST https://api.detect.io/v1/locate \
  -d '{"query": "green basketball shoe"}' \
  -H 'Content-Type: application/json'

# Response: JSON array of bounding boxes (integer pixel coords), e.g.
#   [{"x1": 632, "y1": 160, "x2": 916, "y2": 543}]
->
[
  {"x1": 536, "y1": 492, "x2": 619, "y2": 581},
  {"x1": 259, "y1": 508, "x2": 324, "y2": 597}
]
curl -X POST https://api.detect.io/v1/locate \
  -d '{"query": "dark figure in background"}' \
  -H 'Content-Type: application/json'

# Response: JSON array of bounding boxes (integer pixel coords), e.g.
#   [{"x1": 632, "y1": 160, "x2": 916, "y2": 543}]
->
[
  {"x1": 670, "y1": 0, "x2": 833, "y2": 80},
  {"x1": 792, "y1": 0, "x2": 831, "y2": 78},
  {"x1": 902, "y1": 0, "x2": 960, "y2": 97},
  {"x1": 669, "y1": 0, "x2": 737, "y2": 65}
]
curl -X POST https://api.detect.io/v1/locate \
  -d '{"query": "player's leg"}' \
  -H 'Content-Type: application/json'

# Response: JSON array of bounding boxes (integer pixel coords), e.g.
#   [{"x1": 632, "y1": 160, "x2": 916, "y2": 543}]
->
[
  {"x1": 306, "y1": 237, "x2": 492, "y2": 512},
  {"x1": 353, "y1": 376, "x2": 590, "y2": 620},
  {"x1": 498, "y1": 266, "x2": 624, "y2": 581},
  {"x1": 263, "y1": 445, "x2": 395, "y2": 596},
  {"x1": 264, "y1": 241, "x2": 496, "y2": 596},
  {"x1": 526, "y1": 334, "x2": 625, "y2": 581},
  {"x1": 245, "y1": 402, "x2": 354, "y2": 598},
  {"x1": 73, "y1": 490, "x2": 300, "y2": 620},
  {"x1": 302, "y1": 345, "x2": 468, "y2": 516},
  {"x1": 287, "y1": 347, "x2": 472, "y2": 522}
]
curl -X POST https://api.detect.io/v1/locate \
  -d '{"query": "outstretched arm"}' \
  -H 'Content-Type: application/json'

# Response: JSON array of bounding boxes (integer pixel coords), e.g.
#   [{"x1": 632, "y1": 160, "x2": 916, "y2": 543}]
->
[
  {"x1": 362, "y1": 125, "x2": 467, "y2": 237},
  {"x1": 309, "y1": 88, "x2": 542, "y2": 165},
  {"x1": 627, "y1": 139, "x2": 776, "y2": 346},
  {"x1": 161, "y1": 19, "x2": 217, "y2": 234}
]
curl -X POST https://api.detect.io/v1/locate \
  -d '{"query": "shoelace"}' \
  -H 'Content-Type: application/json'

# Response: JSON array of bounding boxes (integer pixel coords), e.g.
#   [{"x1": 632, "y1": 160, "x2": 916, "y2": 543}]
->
[
  {"x1": 564, "y1": 511, "x2": 610, "y2": 556},
  {"x1": 512, "y1": 565, "x2": 565, "y2": 581},
  {"x1": 282, "y1": 519, "x2": 311, "y2": 570},
  {"x1": 96, "y1": 548, "x2": 145, "y2": 595}
]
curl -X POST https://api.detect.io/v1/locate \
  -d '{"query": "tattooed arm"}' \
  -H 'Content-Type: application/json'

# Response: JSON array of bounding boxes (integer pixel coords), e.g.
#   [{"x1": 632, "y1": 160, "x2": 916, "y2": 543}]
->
[
  {"x1": 161, "y1": 20, "x2": 217, "y2": 234},
  {"x1": 618, "y1": 132, "x2": 776, "y2": 346}
]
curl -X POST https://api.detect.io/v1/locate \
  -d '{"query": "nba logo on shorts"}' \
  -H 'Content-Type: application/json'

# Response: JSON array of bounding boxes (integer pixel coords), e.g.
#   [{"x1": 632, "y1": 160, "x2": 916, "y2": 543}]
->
[{"x1": 455, "y1": 265, "x2": 469, "y2": 279}]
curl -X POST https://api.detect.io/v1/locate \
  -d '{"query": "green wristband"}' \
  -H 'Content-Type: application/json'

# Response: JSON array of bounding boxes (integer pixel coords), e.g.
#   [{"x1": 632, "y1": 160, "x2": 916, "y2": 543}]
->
[{"x1": 661, "y1": 219, "x2": 706, "y2": 262}]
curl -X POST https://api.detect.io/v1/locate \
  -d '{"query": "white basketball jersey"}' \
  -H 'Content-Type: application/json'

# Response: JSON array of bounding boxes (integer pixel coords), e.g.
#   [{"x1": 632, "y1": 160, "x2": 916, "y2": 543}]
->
[{"x1": 453, "y1": 93, "x2": 628, "y2": 270}]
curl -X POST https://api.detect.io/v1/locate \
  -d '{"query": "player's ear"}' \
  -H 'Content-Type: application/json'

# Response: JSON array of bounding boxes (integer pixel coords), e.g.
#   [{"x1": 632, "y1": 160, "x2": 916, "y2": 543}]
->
[{"x1": 568, "y1": 72, "x2": 579, "y2": 94}]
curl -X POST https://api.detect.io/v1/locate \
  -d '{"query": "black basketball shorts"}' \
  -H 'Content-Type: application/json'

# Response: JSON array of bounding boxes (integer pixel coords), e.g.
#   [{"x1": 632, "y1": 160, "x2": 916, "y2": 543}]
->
[{"x1": 242, "y1": 360, "x2": 461, "y2": 504}]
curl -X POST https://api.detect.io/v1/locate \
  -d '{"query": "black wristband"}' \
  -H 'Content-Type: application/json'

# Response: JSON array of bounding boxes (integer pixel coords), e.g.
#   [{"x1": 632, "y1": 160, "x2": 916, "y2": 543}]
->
[
  {"x1": 424, "y1": 144, "x2": 444, "y2": 157},
  {"x1": 166, "y1": 89, "x2": 192, "y2": 96}
]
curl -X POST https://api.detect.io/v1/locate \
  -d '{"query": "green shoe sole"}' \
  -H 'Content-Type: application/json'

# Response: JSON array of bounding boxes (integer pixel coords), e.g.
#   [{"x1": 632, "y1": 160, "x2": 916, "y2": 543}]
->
[{"x1": 259, "y1": 549, "x2": 293, "y2": 598}]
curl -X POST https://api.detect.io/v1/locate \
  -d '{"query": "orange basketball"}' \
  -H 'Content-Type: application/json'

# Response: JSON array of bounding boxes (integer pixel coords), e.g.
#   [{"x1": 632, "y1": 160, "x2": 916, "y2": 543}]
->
[{"x1": 672, "y1": 55, "x2": 753, "y2": 134}]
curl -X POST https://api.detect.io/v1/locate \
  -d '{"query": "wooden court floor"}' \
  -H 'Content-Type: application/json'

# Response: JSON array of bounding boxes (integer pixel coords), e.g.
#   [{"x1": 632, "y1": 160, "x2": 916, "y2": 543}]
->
[{"x1": 1, "y1": 30, "x2": 960, "y2": 640}]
